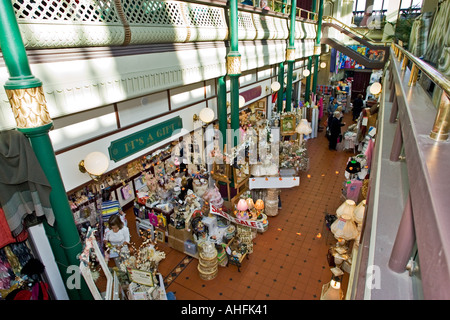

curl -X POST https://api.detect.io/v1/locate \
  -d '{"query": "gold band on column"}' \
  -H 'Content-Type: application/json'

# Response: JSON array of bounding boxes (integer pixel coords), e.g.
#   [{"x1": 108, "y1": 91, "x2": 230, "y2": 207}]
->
[
  {"x1": 227, "y1": 55, "x2": 241, "y2": 75},
  {"x1": 5, "y1": 86, "x2": 53, "y2": 129},
  {"x1": 314, "y1": 45, "x2": 321, "y2": 56},
  {"x1": 286, "y1": 48, "x2": 295, "y2": 62}
]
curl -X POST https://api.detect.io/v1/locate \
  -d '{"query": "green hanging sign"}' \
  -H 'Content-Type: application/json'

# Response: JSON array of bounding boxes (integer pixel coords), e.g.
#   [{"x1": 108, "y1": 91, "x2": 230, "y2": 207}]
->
[{"x1": 108, "y1": 116, "x2": 183, "y2": 162}]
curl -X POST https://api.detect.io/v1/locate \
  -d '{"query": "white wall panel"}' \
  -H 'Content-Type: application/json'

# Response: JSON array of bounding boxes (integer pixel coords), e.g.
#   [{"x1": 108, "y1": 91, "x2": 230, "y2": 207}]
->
[
  {"x1": 50, "y1": 105, "x2": 117, "y2": 151},
  {"x1": 117, "y1": 91, "x2": 169, "y2": 127},
  {"x1": 170, "y1": 82, "x2": 205, "y2": 110}
]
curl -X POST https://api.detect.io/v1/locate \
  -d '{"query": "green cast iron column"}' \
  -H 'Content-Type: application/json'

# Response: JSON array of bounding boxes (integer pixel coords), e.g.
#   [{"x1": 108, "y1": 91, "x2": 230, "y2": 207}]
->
[
  {"x1": 228, "y1": 0, "x2": 241, "y2": 148},
  {"x1": 305, "y1": 57, "x2": 313, "y2": 103},
  {"x1": 304, "y1": 0, "x2": 317, "y2": 103},
  {"x1": 217, "y1": 76, "x2": 227, "y2": 149},
  {"x1": 312, "y1": 0, "x2": 324, "y2": 97},
  {"x1": 0, "y1": 0, "x2": 91, "y2": 300},
  {"x1": 284, "y1": 0, "x2": 297, "y2": 112},
  {"x1": 277, "y1": 0, "x2": 287, "y2": 113}
]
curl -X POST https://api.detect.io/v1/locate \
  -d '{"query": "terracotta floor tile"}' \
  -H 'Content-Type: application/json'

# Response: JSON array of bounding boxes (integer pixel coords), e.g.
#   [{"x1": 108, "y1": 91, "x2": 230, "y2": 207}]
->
[{"x1": 123, "y1": 113, "x2": 354, "y2": 300}]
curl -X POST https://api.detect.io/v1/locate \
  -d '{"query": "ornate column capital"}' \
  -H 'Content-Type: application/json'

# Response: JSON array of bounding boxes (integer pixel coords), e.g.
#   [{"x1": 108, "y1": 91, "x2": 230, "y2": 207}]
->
[
  {"x1": 286, "y1": 47, "x2": 296, "y2": 62},
  {"x1": 5, "y1": 86, "x2": 53, "y2": 129},
  {"x1": 314, "y1": 45, "x2": 321, "y2": 56},
  {"x1": 227, "y1": 52, "x2": 241, "y2": 76}
]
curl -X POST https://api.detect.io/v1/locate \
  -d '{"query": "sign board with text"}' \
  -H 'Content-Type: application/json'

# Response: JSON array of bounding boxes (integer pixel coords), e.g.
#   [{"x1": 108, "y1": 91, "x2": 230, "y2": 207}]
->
[{"x1": 108, "y1": 116, "x2": 183, "y2": 162}]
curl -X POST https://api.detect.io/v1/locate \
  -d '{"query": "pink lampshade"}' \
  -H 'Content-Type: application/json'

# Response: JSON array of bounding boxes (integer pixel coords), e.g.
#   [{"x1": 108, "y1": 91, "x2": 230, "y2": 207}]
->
[{"x1": 237, "y1": 199, "x2": 248, "y2": 211}]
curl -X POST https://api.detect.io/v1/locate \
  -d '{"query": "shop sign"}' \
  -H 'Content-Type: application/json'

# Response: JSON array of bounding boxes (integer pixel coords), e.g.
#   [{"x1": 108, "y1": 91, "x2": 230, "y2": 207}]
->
[
  {"x1": 108, "y1": 116, "x2": 183, "y2": 162},
  {"x1": 210, "y1": 204, "x2": 264, "y2": 230}
]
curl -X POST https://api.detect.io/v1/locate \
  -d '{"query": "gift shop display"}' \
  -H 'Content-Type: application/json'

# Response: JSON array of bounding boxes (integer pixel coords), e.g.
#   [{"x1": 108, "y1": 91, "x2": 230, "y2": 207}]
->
[{"x1": 322, "y1": 114, "x2": 379, "y2": 297}]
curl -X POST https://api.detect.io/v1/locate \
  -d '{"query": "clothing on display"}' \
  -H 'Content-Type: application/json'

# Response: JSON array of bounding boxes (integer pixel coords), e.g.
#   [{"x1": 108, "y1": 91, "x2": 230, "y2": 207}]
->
[
  {"x1": 0, "y1": 130, "x2": 55, "y2": 237},
  {"x1": 346, "y1": 180, "x2": 363, "y2": 202}
]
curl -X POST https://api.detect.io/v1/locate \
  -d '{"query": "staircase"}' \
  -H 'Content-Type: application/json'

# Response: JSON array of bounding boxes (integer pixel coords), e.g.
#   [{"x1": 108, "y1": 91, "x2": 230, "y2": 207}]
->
[{"x1": 321, "y1": 16, "x2": 390, "y2": 70}]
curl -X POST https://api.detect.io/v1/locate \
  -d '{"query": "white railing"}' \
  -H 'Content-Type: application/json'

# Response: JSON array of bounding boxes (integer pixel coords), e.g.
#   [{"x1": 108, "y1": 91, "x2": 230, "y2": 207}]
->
[{"x1": 12, "y1": 0, "x2": 317, "y2": 49}]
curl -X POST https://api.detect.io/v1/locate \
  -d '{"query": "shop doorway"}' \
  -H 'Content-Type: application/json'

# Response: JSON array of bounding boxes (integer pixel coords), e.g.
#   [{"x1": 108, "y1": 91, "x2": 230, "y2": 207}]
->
[{"x1": 347, "y1": 70, "x2": 372, "y2": 101}]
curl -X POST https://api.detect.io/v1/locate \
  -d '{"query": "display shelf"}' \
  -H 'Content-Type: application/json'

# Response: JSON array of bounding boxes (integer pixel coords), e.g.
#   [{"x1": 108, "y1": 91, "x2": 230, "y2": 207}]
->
[{"x1": 249, "y1": 176, "x2": 299, "y2": 189}]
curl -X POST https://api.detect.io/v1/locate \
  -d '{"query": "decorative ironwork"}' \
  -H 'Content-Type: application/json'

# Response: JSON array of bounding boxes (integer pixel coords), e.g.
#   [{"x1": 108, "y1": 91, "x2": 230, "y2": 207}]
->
[
  {"x1": 227, "y1": 55, "x2": 241, "y2": 75},
  {"x1": 5, "y1": 86, "x2": 53, "y2": 129}
]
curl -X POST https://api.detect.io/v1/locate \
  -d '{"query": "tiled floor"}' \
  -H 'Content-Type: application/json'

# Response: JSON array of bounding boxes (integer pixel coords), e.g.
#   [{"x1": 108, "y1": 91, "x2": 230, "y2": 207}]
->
[{"x1": 126, "y1": 112, "x2": 356, "y2": 300}]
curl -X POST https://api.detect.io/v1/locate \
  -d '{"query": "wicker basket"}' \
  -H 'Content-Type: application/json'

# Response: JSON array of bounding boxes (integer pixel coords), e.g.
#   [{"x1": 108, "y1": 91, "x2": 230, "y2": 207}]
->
[{"x1": 198, "y1": 264, "x2": 218, "y2": 280}]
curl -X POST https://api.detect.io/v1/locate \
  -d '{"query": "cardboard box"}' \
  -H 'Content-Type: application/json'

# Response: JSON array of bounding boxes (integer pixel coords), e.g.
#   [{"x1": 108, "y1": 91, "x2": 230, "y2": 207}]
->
[
  {"x1": 168, "y1": 235, "x2": 185, "y2": 253},
  {"x1": 168, "y1": 224, "x2": 193, "y2": 241}
]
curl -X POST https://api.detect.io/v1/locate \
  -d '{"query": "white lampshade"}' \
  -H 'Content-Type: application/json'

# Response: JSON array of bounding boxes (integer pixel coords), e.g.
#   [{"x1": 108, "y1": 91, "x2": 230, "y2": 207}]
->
[
  {"x1": 321, "y1": 280, "x2": 343, "y2": 300},
  {"x1": 320, "y1": 62, "x2": 327, "y2": 69},
  {"x1": 239, "y1": 95, "x2": 246, "y2": 108},
  {"x1": 271, "y1": 81, "x2": 281, "y2": 92},
  {"x1": 330, "y1": 213, "x2": 358, "y2": 241},
  {"x1": 369, "y1": 82, "x2": 382, "y2": 95},
  {"x1": 302, "y1": 69, "x2": 310, "y2": 77},
  {"x1": 353, "y1": 200, "x2": 366, "y2": 225},
  {"x1": 199, "y1": 107, "x2": 215, "y2": 123},
  {"x1": 83, "y1": 152, "x2": 109, "y2": 176},
  {"x1": 296, "y1": 119, "x2": 312, "y2": 135},
  {"x1": 336, "y1": 199, "x2": 356, "y2": 218}
]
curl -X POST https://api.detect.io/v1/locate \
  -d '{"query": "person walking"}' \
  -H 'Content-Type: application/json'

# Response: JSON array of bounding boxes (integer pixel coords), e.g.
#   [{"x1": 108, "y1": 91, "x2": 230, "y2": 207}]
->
[
  {"x1": 329, "y1": 111, "x2": 345, "y2": 151},
  {"x1": 352, "y1": 94, "x2": 364, "y2": 122}
]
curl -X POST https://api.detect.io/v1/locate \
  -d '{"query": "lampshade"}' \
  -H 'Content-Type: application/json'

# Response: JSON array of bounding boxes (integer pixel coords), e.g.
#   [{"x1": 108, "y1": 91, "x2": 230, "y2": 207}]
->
[
  {"x1": 296, "y1": 119, "x2": 312, "y2": 135},
  {"x1": 321, "y1": 279, "x2": 343, "y2": 300},
  {"x1": 199, "y1": 107, "x2": 215, "y2": 123},
  {"x1": 82, "y1": 152, "x2": 109, "y2": 176},
  {"x1": 330, "y1": 213, "x2": 358, "y2": 241},
  {"x1": 336, "y1": 199, "x2": 356, "y2": 218},
  {"x1": 246, "y1": 198, "x2": 255, "y2": 210},
  {"x1": 353, "y1": 200, "x2": 366, "y2": 225},
  {"x1": 237, "y1": 199, "x2": 248, "y2": 211},
  {"x1": 320, "y1": 62, "x2": 327, "y2": 69},
  {"x1": 369, "y1": 82, "x2": 382, "y2": 95},
  {"x1": 271, "y1": 81, "x2": 281, "y2": 92},
  {"x1": 302, "y1": 69, "x2": 310, "y2": 77},
  {"x1": 239, "y1": 95, "x2": 246, "y2": 108},
  {"x1": 254, "y1": 199, "x2": 264, "y2": 210}
]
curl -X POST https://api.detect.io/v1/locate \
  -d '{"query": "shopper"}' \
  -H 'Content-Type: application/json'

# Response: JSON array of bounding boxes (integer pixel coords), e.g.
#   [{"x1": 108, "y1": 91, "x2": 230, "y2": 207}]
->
[
  {"x1": 260, "y1": 0, "x2": 270, "y2": 10},
  {"x1": 104, "y1": 214, "x2": 131, "y2": 266},
  {"x1": 352, "y1": 94, "x2": 364, "y2": 122},
  {"x1": 329, "y1": 111, "x2": 345, "y2": 151}
]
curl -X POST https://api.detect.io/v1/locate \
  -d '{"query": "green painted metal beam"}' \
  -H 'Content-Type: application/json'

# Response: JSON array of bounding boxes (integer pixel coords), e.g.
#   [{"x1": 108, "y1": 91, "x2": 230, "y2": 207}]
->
[
  {"x1": 0, "y1": 0, "x2": 92, "y2": 300},
  {"x1": 277, "y1": 62, "x2": 285, "y2": 113},
  {"x1": 18, "y1": 125, "x2": 93, "y2": 300},
  {"x1": 228, "y1": 0, "x2": 241, "y2": 148},
  {"x1": 276, "y1": 0, "x2": 287, "y2": 113},
  {"x1": 0, "y1": 0, "x2": 41, "y2": 90},
  {"x1": 305, "y1": 56, "x2": 313, "y2": 103},
  {"x1": 285, "y1": 0, "x2": 297, "y2": 112},
  {"x1": 312, "y1": 0, "x2": 324, "y2": 96},
  {"x1": 217, "y1": 76, "x2": 227, "y2": 149}
]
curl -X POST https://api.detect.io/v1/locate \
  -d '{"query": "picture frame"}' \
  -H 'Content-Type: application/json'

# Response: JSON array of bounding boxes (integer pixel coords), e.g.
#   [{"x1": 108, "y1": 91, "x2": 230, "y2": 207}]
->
[
  {"x1": 156, "y1": 228, "x2": 165, "y2": 243},
  {"x1": 280, "y1": 114, "x2": 297, "y2": 136}
]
